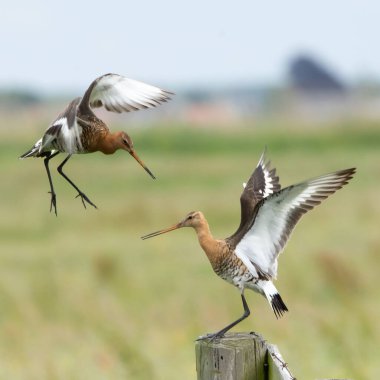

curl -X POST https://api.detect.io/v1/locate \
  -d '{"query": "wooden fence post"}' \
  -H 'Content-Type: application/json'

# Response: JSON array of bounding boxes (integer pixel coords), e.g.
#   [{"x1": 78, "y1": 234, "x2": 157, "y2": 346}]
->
[{"x1": 195, "y1": 332, "x2": 295, "y2": 380}]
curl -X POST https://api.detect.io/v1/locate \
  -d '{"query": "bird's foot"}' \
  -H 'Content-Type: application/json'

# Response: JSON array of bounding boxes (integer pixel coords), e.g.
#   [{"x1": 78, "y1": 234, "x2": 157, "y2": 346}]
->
[
  {"x1": 48, "y1": 191, "x2": 57, "y2": 216},
  {"x1": 75, "y1": 192, "x2": 97, "y2": 210},
  {"x1": 196, "y1": 332, "x2": 225, "y2": 342}
]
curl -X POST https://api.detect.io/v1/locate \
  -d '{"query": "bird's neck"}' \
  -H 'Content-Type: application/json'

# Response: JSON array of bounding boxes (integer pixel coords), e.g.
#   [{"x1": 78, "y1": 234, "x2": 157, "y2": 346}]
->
[
  {"x1": 97, "y1": 132, "x2": 119, "y2": 155},
  {"x1": 194, "y1": 221, "x2": 221, "y2": 266}
]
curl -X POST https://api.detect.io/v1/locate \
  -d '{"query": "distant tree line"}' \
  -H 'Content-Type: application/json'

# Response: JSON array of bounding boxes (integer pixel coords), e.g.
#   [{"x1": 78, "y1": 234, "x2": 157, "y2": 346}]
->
[{"x1": 0, "y1": 89, "x2": 40, "y2": 106}]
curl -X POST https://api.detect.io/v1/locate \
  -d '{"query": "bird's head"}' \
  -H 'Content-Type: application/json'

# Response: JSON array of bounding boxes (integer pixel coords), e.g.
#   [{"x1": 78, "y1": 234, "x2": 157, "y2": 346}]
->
[
  {"x1": 115, "y1": 131, "x2": 155, "y2": 179},
  {"x1": 141, "y1": 211, "x2": 205, "y2": 240},
  {"x1": 180, "y1": 211, "x2": 204, "y2": 228},
  {"x1": 116, "y1": 131, "x2": 133, "y2": 152}
]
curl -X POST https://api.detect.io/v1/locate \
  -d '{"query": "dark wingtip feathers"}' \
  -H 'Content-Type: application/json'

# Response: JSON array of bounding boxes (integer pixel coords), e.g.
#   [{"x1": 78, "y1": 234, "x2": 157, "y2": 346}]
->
[
  {"x1": 339, "y1": 167, "x2": 356, "y2": 182},
  {"x1": 271, "y1": 293, "x2": 288, "y2": 319}
]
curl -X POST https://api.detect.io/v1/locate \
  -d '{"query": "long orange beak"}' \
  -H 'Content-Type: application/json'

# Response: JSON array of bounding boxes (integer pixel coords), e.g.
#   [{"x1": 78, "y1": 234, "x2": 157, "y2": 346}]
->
[
  {"x1": 141, "y1": 222, "x2": 182, "y2": 240},
  {"x1": 130, "y1": 150, "x2": 156, "y2": 179}
]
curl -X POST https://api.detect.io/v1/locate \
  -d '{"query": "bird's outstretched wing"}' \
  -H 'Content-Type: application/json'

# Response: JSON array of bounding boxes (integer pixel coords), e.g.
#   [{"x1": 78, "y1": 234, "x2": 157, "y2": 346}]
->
[
  {"x1": 79, "y1": 73, "x2": 172, "y2": 113},
  {"x1": 227, "y1": 149, "x2": 280, "y2": 248},
  {"x1": 234, "y1": 168, "x2": 355, "y2": 279}
]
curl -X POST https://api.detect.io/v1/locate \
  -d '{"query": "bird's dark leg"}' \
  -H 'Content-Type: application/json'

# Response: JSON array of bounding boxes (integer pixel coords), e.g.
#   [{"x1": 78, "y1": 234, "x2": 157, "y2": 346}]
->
[
  {"x1": 44, "y1": 151, "x2": 60, "y2": 216},
  {"x1": 57, "y1": 154, "x2": 97, "y2": 210},
  {"x1": 197, "y1": 292, "x2": 251, "y2": 341}
]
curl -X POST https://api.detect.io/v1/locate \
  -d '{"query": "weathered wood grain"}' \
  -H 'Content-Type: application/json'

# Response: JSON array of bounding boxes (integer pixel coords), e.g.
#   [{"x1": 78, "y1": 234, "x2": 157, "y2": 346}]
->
[{"x1": 195, "y1": 332, "x2": 295, "y2": 380}]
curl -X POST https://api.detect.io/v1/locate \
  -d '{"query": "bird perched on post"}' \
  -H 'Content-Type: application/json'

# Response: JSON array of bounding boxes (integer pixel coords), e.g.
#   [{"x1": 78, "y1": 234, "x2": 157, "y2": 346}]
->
[
  {"x1": 20, "y1": 73, "x2": 172, "y2": 215},
  {"x1": 142, "y1": 150, "x2": 355, "y2": 340}
]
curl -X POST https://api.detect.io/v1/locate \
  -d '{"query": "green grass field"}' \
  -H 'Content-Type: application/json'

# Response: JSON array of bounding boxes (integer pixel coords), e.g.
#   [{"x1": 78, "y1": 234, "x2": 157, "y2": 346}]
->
[{"x1": 0, "y1": 120, "x2": 379, "y2": 379}]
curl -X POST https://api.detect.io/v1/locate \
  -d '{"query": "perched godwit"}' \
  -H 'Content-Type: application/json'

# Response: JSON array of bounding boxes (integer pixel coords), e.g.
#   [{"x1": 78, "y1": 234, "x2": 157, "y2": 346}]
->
[
  {"x1": 20, "y1": 73, "x2": 172, "y2": 215},
  {"x1": 142, "y1": 150, "x2": 355, "y2": 340}
]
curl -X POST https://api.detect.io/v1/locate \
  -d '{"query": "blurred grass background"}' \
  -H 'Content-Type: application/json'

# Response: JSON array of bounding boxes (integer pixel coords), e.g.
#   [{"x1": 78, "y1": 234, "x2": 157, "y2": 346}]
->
[{"x1": 0, "y1": 119, "x2": 379, "y2": 379}]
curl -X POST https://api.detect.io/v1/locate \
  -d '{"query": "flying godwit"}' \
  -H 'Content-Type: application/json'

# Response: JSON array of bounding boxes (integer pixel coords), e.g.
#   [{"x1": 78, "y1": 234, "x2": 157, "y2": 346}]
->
[
  {"x1": 142, "y1": 150, "x2": 355, "y2": 340},
  {"x1": 20, "y1": 73, "x2": 172, "y2": 215}
]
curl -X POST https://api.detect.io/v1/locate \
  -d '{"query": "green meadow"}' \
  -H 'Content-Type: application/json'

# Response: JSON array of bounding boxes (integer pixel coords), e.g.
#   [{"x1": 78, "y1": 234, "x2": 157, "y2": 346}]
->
[{"x1": 0, "y1": 120, "x2": 379, "y2": 379}]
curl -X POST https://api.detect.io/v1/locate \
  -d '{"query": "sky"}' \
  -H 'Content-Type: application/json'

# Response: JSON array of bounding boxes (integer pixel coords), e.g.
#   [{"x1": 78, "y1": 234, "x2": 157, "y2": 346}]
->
[{"x1": 2, "y1": 0, "x2": 380, "y2": 93}]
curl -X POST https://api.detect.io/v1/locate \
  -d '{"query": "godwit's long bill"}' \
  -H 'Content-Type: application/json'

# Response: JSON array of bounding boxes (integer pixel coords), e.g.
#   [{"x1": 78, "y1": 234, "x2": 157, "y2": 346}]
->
[
  {"x1": 142, "y1": 150, "x2": 356, "y2": 340},
  {"x1": 20, "y1": 73, "x2": 172, "y2": 215}
]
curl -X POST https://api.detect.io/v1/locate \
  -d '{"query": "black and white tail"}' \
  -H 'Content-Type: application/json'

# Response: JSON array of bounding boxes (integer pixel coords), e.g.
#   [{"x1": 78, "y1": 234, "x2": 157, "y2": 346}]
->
[
  {"x1": 271, "y1": 293, "x2": 288, "y2": 319},
  {"x1": 19, "y1": 138, "x2": 42, "y2": 159},
  {"x1": 259, "y1": 280, "x2": 288, "y2": 319}
]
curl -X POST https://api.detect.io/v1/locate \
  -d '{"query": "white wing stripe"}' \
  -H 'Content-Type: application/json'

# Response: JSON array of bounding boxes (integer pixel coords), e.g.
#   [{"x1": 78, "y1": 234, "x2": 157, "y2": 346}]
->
[
  {"x1": 263, "y1": 166, "x2": 273, "y2": 197},
  {"x1": 235, "y1": 169, "x2": 355, "y2": 278},
  {"x1": 256, "y1": 151, "x2": 278, "y2": 198},
  {"x1": 59, "y1": 117, "x2": 83, "y2": 153}
]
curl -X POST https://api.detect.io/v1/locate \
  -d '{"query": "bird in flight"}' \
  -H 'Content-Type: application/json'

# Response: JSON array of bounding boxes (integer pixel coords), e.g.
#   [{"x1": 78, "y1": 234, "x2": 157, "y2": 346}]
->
[
  {"x1": 20, "y1": 73, "x2": 172, "y2": 215},
  {"x1": 142, "y1": 150, "x2": 355, "y2": 340}
]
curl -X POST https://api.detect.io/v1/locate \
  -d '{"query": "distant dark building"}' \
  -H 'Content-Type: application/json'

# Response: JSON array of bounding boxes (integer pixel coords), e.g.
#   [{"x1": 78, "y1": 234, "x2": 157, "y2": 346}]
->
[{"x1": 289, "y1": 55, "x2": 346, "y2": 94}]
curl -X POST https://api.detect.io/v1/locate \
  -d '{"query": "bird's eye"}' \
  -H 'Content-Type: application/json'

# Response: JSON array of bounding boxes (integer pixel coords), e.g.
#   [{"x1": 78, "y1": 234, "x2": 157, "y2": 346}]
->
[
  {"x1": 122, "y1": 139, "x2": 129, "y2": 145},
  {"x1": 188, "y1": 215, "x2": 193, "y2": 220}
]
